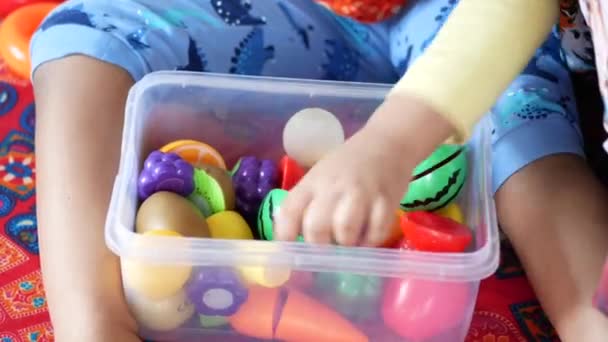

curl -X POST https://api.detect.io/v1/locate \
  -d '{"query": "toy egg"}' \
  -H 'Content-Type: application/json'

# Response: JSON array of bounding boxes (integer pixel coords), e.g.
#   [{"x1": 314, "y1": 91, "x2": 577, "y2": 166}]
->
[
  {"x1": 381, "y1": 277, "x2": 471, "y2": 340},
  {"x1": 160, "y1": 139, "x2": 227, "y2": 170},
  {"x1": 315, "y1": 272, "x2": 383, "y2": 320},
  {"x1": 126, "y1": 288, "x2": 195, "y2": 332},
  {"x1": 206, "y1": 211, "x2": 254, "y2": 240},
  {"x1": 136, "y1": 191, "x2": 210, "y2": 238},
  {"x1": 282, "y1": 107, "x2": 345, "y2": 168},
  {"x1": 257, "y1": 189, "x2": 304, "y2": 242},
  {"x1": 189, "y1": 166, "x2": 235, "y2": 216},
  {"x1": 138, "y1": 150, "x2": 194, "y2": 201},
  {"x1": 185, "y1": 266, "x2": 249, "y2": 316},
  {"x1": 122, "y1": 230, "x2": 193, "y2": 299},
  {"x1": 401, "y1": 144, "x2": 467, "y2": 211},
  {"x1": 232, "y1": 156, "x2": 279, "y2": 225}
]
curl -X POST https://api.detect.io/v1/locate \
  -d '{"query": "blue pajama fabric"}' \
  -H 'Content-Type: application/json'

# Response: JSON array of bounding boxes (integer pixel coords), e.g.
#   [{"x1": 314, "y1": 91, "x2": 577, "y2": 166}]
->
[{"x1": 31, "y1": 0, "x2": 584, "y2": 192}]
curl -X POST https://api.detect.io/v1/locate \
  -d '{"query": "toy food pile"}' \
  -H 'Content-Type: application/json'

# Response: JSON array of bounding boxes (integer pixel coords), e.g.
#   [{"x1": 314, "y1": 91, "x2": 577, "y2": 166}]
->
[{"x1": 125, "y1": 108, "x2": 474, "y2": 340}]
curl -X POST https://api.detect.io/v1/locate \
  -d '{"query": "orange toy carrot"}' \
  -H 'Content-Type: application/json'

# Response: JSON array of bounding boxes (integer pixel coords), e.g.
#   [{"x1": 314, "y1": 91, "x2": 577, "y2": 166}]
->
[
  {"x1": 275, "y1": 289, "x2": 369, "y2": 342},
  {"x1": 228, "y1": 286, "x2": 279, "y2": 340},
  {"x1": 229, "y1": 286, "x2": 368, "y2": 342}
]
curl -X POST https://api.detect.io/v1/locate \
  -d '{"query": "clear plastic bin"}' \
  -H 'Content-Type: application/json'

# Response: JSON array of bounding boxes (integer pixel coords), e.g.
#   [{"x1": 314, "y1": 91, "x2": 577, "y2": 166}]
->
[{"x1": 105, "y1": 71, "x2": 500, "y2": 342}]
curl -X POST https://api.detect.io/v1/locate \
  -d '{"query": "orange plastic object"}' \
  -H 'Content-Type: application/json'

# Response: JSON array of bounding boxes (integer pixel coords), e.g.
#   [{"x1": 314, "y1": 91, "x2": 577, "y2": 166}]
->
[
  {"x1": 0, "y1": 0, "x2": 62, "y2": 19},
  {"x1": 316, "y1": 0, "x2": 405, "y2": 23},
  {"x1": 278, "y1": 155, "x2": 305, "y2": 190},
  {"x1": 401, "y1": 211, "x2": 472, "y2": 253},
  {"x1": 160, "y1": 139, "x2": 227, "y2": 170},
  {"x1": 229, "y1": 287, "x2": 368, "y2": 342},
  {"x1": 0, "y1": 2, "x2": 58, "y2": 79},
  {"x1": 228, "y1": 286, "x2": 278, "y2": 340},
  {"x1": 276, "y1": 289, "x2": 368, "y2": 342},
  {"x1": 284, "y1": 271, "x2": 314, "y2": 290},
  {"x1": 380, "y1": 210, "x2": 405, "y2": 248}
]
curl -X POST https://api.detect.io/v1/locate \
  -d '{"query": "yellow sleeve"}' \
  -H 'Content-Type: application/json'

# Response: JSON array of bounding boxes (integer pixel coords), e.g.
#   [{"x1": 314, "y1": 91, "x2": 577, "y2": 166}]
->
[{"x1": 391, "y1": 0, "x2": 559, "y2": 140}]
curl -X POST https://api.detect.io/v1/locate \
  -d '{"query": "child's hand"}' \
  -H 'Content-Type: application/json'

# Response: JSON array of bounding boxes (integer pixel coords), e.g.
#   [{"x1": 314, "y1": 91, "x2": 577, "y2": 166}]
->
[
  {"x1": 275, "y1": 126, "x2": 412, "y2": 246},
  {"x1": 274, "y1": 95, "x2": 455, "y2": 247}
]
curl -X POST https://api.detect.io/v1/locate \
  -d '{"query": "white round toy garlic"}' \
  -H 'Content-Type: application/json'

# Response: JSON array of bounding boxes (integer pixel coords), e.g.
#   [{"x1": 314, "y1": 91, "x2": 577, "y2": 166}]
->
[
  {"x1": 126, "y1": 288, "x2": 195, "y2": 332},
  {"x1": 282, "y1": 108, "x2": 345, "y2": 168}
]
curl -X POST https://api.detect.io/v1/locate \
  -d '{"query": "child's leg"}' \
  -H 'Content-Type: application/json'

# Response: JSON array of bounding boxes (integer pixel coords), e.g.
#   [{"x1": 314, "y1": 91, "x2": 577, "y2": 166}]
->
[
  {"x1": 496, "y1": 155, "x2": 608, "y2": 341},
  {"x1": 31, "y1": 1, "x2": 396, "y2": 339},
  {"x1": 390, "y1": 2, "x2": 608, "y2": 339},
  {"x1": 34, "y1": 55, "x2": 139, "y2": 342},
  {"x1": 578, "y1": 0, "x2": 608, "y2": 317},
  {"x1": 486, "y1": 31, "x2": 608, "y2": 342}
]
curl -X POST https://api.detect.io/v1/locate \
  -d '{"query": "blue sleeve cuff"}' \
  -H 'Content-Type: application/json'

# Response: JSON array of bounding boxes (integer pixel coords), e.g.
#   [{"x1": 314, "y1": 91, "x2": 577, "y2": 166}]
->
[
  {"x1": 492, "y1": 118, "x2": 584, "y2": 193},
  {"x1": 30, "y1": 24, "x2": 148, "y2": 81}
]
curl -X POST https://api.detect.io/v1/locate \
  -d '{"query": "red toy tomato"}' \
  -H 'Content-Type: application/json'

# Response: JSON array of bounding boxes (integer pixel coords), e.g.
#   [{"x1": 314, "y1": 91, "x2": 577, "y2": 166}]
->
[
  {"x1": 400, "y1": 211, "x2": 472, "y2": 253},
  {"x1": 278, "y1": 155, "x2": 305, "y2": 191},
  {"x1": 0, "y1": 0, "x2": 62, "y2": 18},
  {"x1": 381, "y1": 276, "x2": 471, "y2": 340}
]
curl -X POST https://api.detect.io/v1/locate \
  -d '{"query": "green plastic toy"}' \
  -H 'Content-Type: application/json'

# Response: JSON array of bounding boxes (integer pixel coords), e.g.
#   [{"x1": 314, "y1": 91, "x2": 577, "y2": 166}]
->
[
  {"x1": 315, "y1": 272, "x2": 383, "y2": 320},
  {"x1": 189, "y1": 167, "x2": 234, "y2": 216},
  {"x1": 199, "y1": 314, "x2": 229, "y2": 328},
  {"x1": 400, "y1": 144, "x2": 467, "y2": 212},
  {"x1": 257, "y1": 189, "x2": 304, "y2": 242}
]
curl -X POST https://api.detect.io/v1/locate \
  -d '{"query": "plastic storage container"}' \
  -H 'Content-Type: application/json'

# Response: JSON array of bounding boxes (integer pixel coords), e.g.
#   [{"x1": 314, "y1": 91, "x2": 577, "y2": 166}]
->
[{"x1": 105, "y1": 71, "x2": 500, "y2": 342}]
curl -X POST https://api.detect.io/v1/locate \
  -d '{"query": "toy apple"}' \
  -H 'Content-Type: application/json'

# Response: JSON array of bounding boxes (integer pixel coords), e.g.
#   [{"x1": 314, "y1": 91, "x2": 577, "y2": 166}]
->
[{"x1": 381, "y1": 276, "x2": 471, "y2": 340}]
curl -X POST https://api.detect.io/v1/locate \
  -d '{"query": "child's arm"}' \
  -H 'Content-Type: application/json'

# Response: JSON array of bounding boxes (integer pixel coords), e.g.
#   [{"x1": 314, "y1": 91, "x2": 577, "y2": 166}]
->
[
  {"x1": 34, "y1": 56, "x2": 139, "y2": 341},
  {"x1": 393, "y1": 0, "x2": 559, "y2": 140},
  {"x1": 276, "y1": 0, "x2": 560, "y2": 245}
]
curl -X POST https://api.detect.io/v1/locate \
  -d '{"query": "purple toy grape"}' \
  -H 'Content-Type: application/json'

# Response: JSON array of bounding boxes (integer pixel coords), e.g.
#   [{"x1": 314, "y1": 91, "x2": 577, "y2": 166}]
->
[
  {"x1": 185, "y1": 267, "x2": 248, "y2": 316},
  {"x1": 138, "y1": 150, "x2": 195, "y2": 201},
  {"x1": 232, "y1": 156, "x2": 279, "y2": 224}
]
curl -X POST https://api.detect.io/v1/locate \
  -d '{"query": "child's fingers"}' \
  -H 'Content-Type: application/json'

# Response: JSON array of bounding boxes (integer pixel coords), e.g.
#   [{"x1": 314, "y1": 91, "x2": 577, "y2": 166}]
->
[
  {"x1": 302, "y1": 193, "x2": 338, "y2": 245},
  {"x1": 274, "y1": 188, "x2": 312, "y2": 241},
  {"x1": 362, "y1": 196, "x2": 393, "y2": 247},
  {"x1": 332, "y1": 190, "x2": 366, "y2": 246}
]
